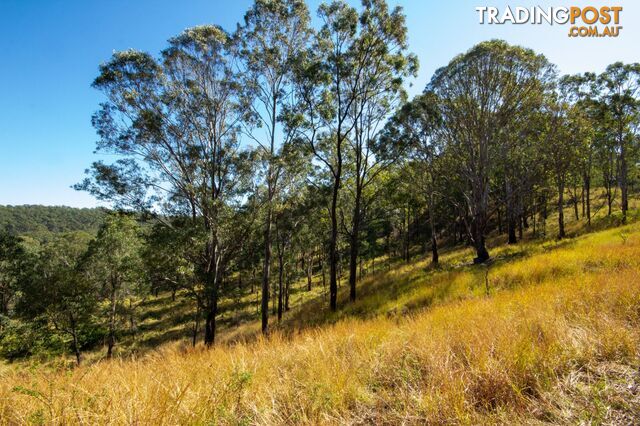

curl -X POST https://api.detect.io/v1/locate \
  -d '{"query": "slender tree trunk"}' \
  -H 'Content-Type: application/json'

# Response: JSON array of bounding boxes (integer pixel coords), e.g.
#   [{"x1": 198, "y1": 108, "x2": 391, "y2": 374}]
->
[
  {"x1": 572, "y1": 183, "x2": 580, "y2": 221},
  {"x1": 430, "y1": 217, "x2": 438, "y2": 265},
  {"x1": 69, "y1": 316, "x2": 81, "y2": 366},
  {"x1": 329, "y1": 161, "x2": 341, "y2": 312},
  {"x1": 277, "y1": 240, "x2": 284, "y2": 322},
  {"x1": 271, "y1": 278, "x2": 277, "y2": 316},
  {"x1": 128, "y1": 299, "x2": 136, "y2": 333},
  {"x1": 606, "y1": 154, "x2": 614, "y2": 216},
  {"x1": 620, "y1": 126, "x2": 628, "y2": 223},
  {"x1": 73, "y1": 333, "x2": 81, "y2": 366},
  {"x1": 348, "y1": 184, "x2": 362, "y2": 303},
  {"x1": 557, "y1": 178, "x2": 566, "y2": 239},
  {"x1": 251, "y1": 268, "x2": 256, "y2": 294},
  {"x1": 285, "y1": 272, "x2": 290, "y2": 312},
  {"x1": 532, "y1": 197, "x2": 537, "y2": 236},
  {"x1": 261, "y1": 205, "x2": 272, "y2": 335},
  {"x1": 404, "y1": 207, "x2": 408, "y2": 260},
  {"x1": 306, "y1": 254, "x2": 312, "y2": 291},
  {"x1": 584, "y1": 172, "x2": 591, "y2": 226},
  {"x1": 506, "y1": 180, "x2": 517, "y2": 244},
  {"x1": 542, "y1": 192, "x2": 548, "y2": 237},
  {"x1": 107, "y1": 276, "x2": 117, "y2": 359},
  {"x1": 519, "y1": 214, "x2": 524, "y2": 240},
  {"x1": 427, "y1": 192, "x2": 439, "y2": 265},
  {"x1": 203, "y1": 242, "x2": 219, "y2": 346},
  {"x1": 192, "y1": 304, "x2": 200, "y2": 347}
]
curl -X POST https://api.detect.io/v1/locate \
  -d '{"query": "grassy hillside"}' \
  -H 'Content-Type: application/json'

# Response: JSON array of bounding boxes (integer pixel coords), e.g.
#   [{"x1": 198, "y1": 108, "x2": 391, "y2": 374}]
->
[
  {"x1": 1, "y1": 213, "x2": 640, "y2": 423},
  {"x1": 0, "y1": 205, "x2": 107, "y2": 236}
]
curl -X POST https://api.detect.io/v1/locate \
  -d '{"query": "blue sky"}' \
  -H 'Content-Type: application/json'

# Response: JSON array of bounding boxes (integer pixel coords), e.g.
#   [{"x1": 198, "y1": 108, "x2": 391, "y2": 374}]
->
[{"x1": 0, "y1": 0, "x2": 638, "y2": 207}]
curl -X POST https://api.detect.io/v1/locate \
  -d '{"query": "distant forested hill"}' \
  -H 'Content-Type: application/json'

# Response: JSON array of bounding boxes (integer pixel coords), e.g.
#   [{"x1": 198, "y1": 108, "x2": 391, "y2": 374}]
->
[{"x1": 0, "y1": 205, "x2": 107, "y2": 235}]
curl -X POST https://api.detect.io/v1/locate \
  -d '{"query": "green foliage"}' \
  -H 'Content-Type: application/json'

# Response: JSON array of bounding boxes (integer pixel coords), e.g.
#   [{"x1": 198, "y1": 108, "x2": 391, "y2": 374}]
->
[
  {"x1": 0, "y1": 316, "x2": 66, "y2": 360},
  {"x1": 0, "y1": 205, "x2": 107, "y2": 236}
]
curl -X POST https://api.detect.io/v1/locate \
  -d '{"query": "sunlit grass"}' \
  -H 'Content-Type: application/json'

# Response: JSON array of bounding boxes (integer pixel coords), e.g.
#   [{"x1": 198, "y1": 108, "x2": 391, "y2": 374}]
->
[{"x1": 1, "y1": 209, "x2": 639, "y2": 423}]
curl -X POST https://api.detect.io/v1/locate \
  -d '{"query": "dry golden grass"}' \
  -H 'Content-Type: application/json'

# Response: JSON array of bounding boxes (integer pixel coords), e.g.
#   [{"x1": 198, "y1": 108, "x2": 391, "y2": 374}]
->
[{"x1": 1, "y1": 222, "x2": 640, "y2": 424}]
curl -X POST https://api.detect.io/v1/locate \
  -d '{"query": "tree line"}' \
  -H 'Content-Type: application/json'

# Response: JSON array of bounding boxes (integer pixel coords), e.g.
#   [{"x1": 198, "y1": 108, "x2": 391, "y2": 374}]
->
[
  {"x1": 0, "y1": 205, "x2": 106, "y2": 235},
  {"x1": 1, "y1": 0, "x2": 639, "y2": 363}
]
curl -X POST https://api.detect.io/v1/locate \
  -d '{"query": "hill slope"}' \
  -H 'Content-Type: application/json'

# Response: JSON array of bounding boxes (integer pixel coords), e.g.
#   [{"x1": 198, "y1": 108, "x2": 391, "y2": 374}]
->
[
  {"x1": 1, "y1": 220, "x2": 639, "y2": 424},
  {"x1": 0, "y1": 205, "x2": 107, "y2": 235}
]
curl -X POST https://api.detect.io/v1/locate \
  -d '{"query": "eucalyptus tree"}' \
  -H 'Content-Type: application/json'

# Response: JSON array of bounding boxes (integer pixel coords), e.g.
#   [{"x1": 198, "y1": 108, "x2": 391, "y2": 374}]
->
[
  {"x1": 496, "y1": 97, "x2": 544, "y2": 244},
  {"x1": 381, "y1": 92, "x2": 442, "y2": 264},
  {"x1": 85, "y1": 214, "x2": 143, "y2": 358},
  {"x1": 290, "y1": 0, "x2": 359, "y2": 311},
  {"x1": 143, "y1": 219, "x2": 202, "y2": 342},
  {"x1": 559, "y1": 74, "x2": 597, "y2": 226},
  {"x1": 595, "y1": 62, "x2": 640, "y2": 222},
  {"x1": 78, "y1": 25, "x2": 255, "y2": 345},
  {"x1": 427, "y1": 40, "x2": 555, "y2": 263},
  {"x1": 343, "y1": 0, "x2": 417, "y2": 302},
  {"x1": 273, "y1": 198, "x2": 302, "y2": 322},
  {"x1": 16, "y1": 232, "x2": 96, "y2": 365},
  {"x1": 258, "y1": 139, "x2": 309, "y2": 321},
  {"x1": 539, "y1": 92, "x2": 588, "y2": 240},
  {"x1": 237, "y1": 0, "x2": 312, "y2": 334},
  {"x1": 290, "y1": 0, "x2": 412, "y2": 310}
]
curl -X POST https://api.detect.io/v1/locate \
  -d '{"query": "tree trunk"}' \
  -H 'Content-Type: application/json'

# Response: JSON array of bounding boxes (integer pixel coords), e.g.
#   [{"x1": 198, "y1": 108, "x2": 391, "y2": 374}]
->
[
  {"x1": 348, "y1": 186, "x2": 361, "y2": 303},
  {"x1": 572, "y1": 183, "x2": 580, "y2": 221},
  {"x1": 605, "y1": 153, "x2": 614, "y2": 216},
  {"x1": 329, "y1": 169, "x2": 340, "y2": 312},
  {"x1": 284, "y1": 273, "x2": 290, "y2": 312},
  {"x1": 584, "y1": 172, "x2": 591, "y2": 226},
  {"x1": 506, "y1": 180, "x2": 517, "y2": 244},
  {"x1": 277, "y1": 244, "x2": 284, "y2": 322},
  {"x1": 261, "y1": 206, "x2": 272, "y2": 335},
  {"x1": 306, "y1": 254, "x2": 312, "y2": 291},
  {"x1": 70, "y1": 316, "x2": 81, "y2": 366},
  {"x1": 472, "y1": 212, "x2": 490, "y2": 264},
  {"x1": 203, "y1": 246, "x2": 219, "y2": 346},
  {"x1": 107, "y1": 276, "x2": 117, "y2": 359},
  {"x1": 204, "y1": 307, "x2": 216, "y2": 346},
  {"x1": 557, "y1": 178, "x2": 566, "y2": 239},
  {"x1": 620, "y1": 127, "x2": 628, "y2": 223},
  {"x1": 427, "y1": 194, "x2": 439, "y2": 265},
  {"x1": 404, "y1": 204, "x2": 411, "y2": 262},
  {"x1": 507, "y1": 214, "x2": 517, "y2": 244},
  {"x1": 192, "y1": 304, "x2": 200, "y2": 347},
  {"x1": 473, "y1": 234, "x2": 490, "y2": 264},
  {"x1": 542, "y1": 192, "x2": 548, "y2": 237},
  {"x1": 518, "y1": 214, "x2": 523, "y2": 241}
]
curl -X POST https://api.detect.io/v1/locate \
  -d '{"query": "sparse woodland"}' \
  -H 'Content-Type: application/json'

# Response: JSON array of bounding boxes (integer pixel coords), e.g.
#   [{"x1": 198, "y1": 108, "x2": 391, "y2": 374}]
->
[{"x1": 1, "y1": 0, "x2": 640, "y2": 423}]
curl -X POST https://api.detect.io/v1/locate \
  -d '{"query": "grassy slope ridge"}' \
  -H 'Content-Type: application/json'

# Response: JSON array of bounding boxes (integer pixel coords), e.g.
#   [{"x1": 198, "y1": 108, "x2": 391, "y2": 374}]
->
[{"x1": 1, "y1": 220, "x2": 640, "y2": 424}]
